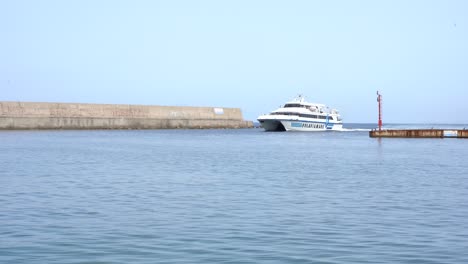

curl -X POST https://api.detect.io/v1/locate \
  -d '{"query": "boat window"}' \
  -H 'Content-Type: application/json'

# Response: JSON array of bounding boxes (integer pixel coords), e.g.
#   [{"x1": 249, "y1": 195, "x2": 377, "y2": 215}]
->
[
  {"x1": 284, "y1": 104, "x2": 306, "y2": 108},
  {"x1": 299, "y1": 114, "x2": 318, "y2": 119},
  {"x1": 328, "y1": 116, "x2": 334, "y2": 120},
  {"x1": 272, "y1": 112, "x2": 298, "y2": 116}
]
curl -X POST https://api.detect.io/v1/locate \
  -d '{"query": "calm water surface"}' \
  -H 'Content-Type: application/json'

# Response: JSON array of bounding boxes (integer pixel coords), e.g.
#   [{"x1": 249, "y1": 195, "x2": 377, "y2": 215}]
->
[{"x1": 1, "y1": 127, "x2": 468, "y2": 263}]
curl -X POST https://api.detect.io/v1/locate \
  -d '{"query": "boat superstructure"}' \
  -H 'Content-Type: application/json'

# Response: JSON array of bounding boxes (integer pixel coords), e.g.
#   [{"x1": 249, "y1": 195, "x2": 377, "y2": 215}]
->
[{"x1": 257, "y1": 95, "x2": 343, "y2": 131}]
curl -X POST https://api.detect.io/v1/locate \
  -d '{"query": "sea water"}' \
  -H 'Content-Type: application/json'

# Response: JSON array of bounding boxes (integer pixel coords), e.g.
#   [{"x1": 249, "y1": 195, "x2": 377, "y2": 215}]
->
[{"x1": 1, "y1": 125, "x2": 468, "y2": 263}]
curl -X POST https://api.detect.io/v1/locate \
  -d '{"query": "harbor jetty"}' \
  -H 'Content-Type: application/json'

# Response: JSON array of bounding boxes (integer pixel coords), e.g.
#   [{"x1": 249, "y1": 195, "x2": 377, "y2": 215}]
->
[
  {"x1": 0, "y1": 101, "x2": 253, "y2": 130},
  {"x1": 369, "y1": 91, "x2": 467, "y2": 138},
  {"x1": 370, "y1": 129, "x2": 468, "y2": 138}
]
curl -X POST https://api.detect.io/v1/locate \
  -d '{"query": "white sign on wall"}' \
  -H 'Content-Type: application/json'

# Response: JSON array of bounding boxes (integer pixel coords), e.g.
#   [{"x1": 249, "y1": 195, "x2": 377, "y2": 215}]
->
[
  {"x1": 443, "y1": 130, "x2": 458, "y2": 137},
  {"x1": 214, "y1": 108, "x2": 224, "y2": 115}
]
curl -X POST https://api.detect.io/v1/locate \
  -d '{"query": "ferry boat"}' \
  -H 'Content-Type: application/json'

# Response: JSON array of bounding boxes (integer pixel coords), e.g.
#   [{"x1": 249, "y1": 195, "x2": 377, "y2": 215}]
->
[{"x1": 257, "y1": 95, "x2": 343, "y2": 131}]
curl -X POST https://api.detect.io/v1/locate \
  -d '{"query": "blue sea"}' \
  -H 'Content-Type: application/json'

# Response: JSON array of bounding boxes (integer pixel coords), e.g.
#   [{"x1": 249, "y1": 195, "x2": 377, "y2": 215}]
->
[{"x1": 1, "y1": 124, "x2": 468, "y2": 263}]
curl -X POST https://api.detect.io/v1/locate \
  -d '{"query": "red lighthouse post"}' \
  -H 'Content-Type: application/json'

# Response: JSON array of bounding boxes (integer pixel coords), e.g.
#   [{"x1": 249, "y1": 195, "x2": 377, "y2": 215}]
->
[{"x1": 377, "y1": 91, "x2": 382, "y2": 131}]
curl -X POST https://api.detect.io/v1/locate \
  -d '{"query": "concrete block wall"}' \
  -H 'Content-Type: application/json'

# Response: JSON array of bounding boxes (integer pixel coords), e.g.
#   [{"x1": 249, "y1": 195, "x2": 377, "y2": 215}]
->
[{"x1": 0, "y1": 102, "x2": 253, "y2": 130}]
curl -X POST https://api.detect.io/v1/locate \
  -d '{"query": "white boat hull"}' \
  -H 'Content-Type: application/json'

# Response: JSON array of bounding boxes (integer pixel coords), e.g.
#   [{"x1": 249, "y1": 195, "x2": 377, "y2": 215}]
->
[
  {"x1": 259, "y1": 118, "x2": 343, "y2": 132},
  {"x1": 282, "y1": 120, "x2": 342, "y2": 131}
]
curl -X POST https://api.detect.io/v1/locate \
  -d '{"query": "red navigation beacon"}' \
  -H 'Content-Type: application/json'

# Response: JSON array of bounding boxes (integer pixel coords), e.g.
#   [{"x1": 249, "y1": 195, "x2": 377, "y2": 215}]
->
[{"x1": 377, "y1": 91, "x2": 383, "y2": 131}]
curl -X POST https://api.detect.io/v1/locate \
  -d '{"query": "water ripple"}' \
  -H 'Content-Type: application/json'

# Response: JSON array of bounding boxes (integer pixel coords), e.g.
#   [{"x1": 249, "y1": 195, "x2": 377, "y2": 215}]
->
[{"x1": 1, "y1": 129, "x2": 468, "y2": 263}]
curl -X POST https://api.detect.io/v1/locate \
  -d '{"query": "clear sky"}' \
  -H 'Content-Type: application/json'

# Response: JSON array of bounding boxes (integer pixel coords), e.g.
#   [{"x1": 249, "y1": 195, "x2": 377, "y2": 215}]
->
[{"x1": 1, "y1": 0, "x2": 467, "y2": 123}]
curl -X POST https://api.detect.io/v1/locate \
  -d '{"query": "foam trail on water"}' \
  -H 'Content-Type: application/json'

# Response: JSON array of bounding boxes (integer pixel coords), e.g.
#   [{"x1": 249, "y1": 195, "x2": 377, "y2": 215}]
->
[{"x1": 337, "y1": 128, "x2": 371, "y2": 132}]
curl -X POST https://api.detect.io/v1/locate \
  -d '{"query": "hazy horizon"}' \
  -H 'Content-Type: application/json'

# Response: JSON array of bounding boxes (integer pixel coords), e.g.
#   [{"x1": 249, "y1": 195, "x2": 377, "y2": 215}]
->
[{"x1": 1, "y1": 0, "x2": 467, "y2": 123}]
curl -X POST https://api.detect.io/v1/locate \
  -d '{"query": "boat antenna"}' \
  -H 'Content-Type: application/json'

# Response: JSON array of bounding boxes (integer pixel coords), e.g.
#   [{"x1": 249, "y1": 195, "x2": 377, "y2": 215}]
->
[{"x1": 297, "y1": 94, "x2": 304, "y2": 102}]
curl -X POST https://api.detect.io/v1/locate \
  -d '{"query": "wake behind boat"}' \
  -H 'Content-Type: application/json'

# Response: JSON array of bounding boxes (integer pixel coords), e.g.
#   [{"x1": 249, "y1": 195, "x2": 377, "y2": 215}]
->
[{"x1": 257, "y1": 95, "x2": 343, "y2": 131}]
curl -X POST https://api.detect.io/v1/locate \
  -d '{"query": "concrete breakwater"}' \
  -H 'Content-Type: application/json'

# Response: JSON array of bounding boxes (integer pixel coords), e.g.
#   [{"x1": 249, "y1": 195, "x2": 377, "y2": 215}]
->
[
  {"x1": 369, "y1": 129, "x2": 468, "y2": 138},
  {"x1": 0, "y1": 101, "x2": 253, "y2": 130}
]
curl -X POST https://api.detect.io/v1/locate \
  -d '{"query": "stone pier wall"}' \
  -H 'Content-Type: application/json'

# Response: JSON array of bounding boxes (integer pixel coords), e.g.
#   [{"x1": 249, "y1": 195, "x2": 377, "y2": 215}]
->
[
  {"x1": 0, "y1": 102, "x2": 253, "y2": 130},
  {"x1": 369, "y1": 129, "x2": 468, "y2": 138}
]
